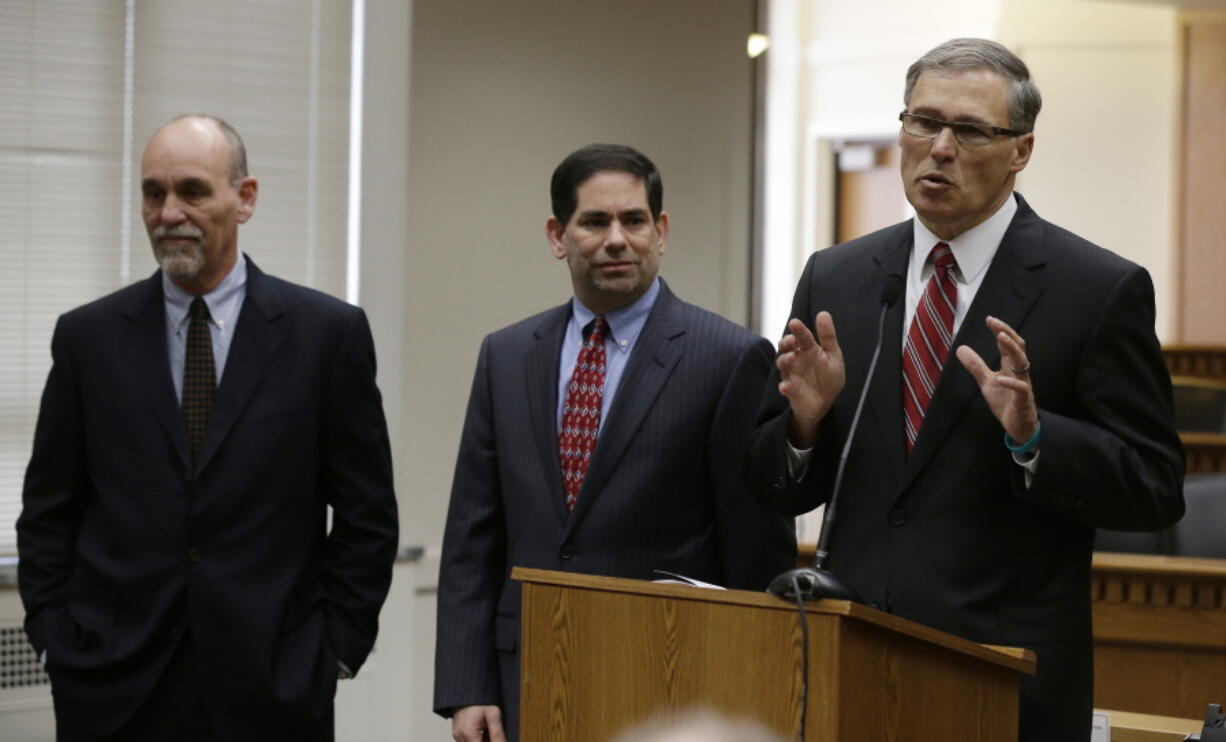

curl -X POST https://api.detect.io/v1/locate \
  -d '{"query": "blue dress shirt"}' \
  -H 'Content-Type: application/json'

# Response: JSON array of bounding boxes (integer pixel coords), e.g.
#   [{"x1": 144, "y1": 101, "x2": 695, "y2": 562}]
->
[
  {"x1": 162, "y1": 254, "x2": 248, "y2": 402},
  {"x1": 556, "y1": 278, "x2": 661, "y2": 433}
]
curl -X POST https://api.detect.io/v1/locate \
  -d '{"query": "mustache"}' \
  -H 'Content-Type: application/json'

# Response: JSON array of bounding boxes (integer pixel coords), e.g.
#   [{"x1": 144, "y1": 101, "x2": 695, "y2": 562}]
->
[{"x1": 152, "y1": 225, "x2": 204, "y2": 243}]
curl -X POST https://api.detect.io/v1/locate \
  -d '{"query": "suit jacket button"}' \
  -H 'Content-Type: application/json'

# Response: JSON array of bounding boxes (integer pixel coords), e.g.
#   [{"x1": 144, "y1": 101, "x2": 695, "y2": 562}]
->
[
  {"x1": 187, "y1": 547, "x2": 201, "y2": 562},
  {"x1": 559, "y1": 549, "x2": 573, "y2": 560},
  {"x1": 773, "y1": 475, "x2": 786, "y2": 491},
  {"x1": 889, "y1": 509, "x2": 905, "y2": 526}
]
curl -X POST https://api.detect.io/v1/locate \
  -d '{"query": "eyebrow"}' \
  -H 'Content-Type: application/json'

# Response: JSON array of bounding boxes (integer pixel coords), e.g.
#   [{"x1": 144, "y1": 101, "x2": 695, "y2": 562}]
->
[
  {"x1": 910, "y1": 107, "x2": 993, "y2": 125},
  {"x1": 577, "y1": 207, "x2": 650, "y2": 219},
  {"x1": 141, "y1": 176, "x2": 211, "y2": 192}
]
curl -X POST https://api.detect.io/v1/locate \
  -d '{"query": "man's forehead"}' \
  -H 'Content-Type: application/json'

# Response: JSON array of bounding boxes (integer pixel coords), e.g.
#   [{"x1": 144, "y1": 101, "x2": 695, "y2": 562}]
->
[
  {"x1": 575, "y1": 170, "x2": 649, "y2": 208},
  {"x1": 910, "y1": 68, "x2": 1010, "y2": 119}
]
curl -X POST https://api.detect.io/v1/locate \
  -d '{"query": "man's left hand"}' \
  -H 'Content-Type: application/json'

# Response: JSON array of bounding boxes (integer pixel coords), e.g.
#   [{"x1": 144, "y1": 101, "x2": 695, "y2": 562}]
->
[{"x1": 955, "y1": 315, "x2": 1039, "y2": 444}]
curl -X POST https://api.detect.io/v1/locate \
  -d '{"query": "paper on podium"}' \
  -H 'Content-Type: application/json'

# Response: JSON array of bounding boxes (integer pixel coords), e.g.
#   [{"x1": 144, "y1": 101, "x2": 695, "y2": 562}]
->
[{"x1": 651, "y1": 570, "x2": 726, "y2": 589}]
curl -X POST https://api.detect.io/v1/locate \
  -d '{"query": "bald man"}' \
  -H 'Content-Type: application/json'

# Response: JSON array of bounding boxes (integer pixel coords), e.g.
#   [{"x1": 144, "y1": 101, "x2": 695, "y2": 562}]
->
[{"x1": 17, "y1": 115, "x2": 398, "y2": 741}]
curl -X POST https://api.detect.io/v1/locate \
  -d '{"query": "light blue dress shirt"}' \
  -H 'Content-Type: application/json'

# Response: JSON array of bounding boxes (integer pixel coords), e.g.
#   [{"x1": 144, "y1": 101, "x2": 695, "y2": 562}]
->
[
  {"x1": 556, "y1": 277, "x2": 661, "y2": 433},
  {"x1": 162, "y1": 254, "x2": 248, "y2": 402}
]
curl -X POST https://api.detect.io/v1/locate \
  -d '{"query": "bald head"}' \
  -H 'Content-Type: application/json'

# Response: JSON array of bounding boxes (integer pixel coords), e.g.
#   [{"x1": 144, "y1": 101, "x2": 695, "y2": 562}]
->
[
  {"x1": 141, "y1": 115, "x2": 258, "y2": 294},
  {"x1": 154, "y1": 115, "x2": 249, "y2": 185},
  {"x1": 607, "y1": 710, "x2": 786, "y2": 742}
]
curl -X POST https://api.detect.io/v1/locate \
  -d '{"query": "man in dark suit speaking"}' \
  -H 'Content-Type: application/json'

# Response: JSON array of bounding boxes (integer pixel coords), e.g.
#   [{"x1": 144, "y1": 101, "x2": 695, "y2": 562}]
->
[
  {"x1": 434, "y1": 144, "x2": 795, "y2": 742},
  {"x1": 17, "y1": 115, "x2": 399, "y2": 740},
  {"x1": 750, "y1": 39, "x2": 1184, "y2": 742}
]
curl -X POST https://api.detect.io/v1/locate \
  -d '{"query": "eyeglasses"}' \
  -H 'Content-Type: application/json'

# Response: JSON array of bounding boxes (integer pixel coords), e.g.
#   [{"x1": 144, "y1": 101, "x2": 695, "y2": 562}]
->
[{"x1": 899, "y1": 112, "x2": 1024, "y2": 148}]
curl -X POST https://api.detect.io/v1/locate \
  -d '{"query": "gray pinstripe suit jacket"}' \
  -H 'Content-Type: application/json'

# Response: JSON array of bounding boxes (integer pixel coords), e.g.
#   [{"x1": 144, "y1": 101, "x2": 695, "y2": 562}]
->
[{"x1": 434, "y1": 280, "x2": 795, "y2": 739}]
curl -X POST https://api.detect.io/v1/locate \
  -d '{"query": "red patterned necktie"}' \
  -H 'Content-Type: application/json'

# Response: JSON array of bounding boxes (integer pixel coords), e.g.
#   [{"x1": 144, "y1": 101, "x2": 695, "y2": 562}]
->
[
  {"x1": 559, "y1": 316, "x2": 608, "y2": 510},
  {"x1": 902, "y1": 243, "x2": 957, "y2": 453},
  {"x1": 182, "y1": 296, "x2": 216, "y2": 463}
]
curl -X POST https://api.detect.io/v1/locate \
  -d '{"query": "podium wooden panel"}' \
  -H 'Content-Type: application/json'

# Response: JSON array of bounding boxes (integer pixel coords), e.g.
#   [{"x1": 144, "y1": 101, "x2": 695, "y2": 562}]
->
[
  {"x1": 513, "y1": 567, "x2": 1034, "y2": 741},
  {"x1": 1092, "y1": 552, "x2": 1226, "y2": 719}
]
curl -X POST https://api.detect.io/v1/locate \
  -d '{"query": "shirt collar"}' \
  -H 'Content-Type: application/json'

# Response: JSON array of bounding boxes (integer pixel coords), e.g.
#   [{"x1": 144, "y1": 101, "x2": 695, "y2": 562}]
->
[
  {"x1": 570, "y1": 277, "x2": 661, "y2": 348},
  {"x1": 162, "y1": 252, "x2": 248, "y2": 331},
  {"x1": 910, "y1": 192, "x2": 1017, "y2": 283}
]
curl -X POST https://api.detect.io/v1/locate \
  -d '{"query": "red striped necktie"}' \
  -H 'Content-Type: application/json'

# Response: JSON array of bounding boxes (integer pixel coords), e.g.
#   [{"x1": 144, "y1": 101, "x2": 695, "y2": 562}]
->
[{"x1": 902, "y1": 243, "x2": 957, "y2": 453}]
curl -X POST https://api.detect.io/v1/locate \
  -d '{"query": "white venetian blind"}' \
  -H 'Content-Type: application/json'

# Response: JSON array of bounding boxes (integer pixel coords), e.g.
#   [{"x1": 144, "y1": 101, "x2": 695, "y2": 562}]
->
[
  {"x1": 0, "y1": 0, "x2": 353, "y2": 555},
  {"x1": 130, "y1": 0, "x2": 352, "y2": 293},
  {"x1": 0, "y1": 1, "x2": 126, "y2": 556}
]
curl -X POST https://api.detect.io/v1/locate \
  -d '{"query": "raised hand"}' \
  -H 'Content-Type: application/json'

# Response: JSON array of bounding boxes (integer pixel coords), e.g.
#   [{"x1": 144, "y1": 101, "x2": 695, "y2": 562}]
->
[
  {"x1": 778, "y1": 311, "x2": 846, "y2": 449},
  {"x1": 955, "y1": 315, "x2": 1039, "y2": 446}
]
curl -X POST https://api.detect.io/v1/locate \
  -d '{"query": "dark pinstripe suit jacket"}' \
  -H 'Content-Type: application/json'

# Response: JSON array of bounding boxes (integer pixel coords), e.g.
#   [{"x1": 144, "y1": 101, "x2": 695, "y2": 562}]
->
[
  {"x1": 749, "y1": 195, "x2": 1184, "y2": 742},
  {"x1": 433, "y1": 281, "x2": 796, "y2": 739}
]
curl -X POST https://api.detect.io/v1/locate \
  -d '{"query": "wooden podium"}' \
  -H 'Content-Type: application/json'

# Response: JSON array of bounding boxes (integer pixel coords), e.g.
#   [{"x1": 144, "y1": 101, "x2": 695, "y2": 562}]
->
[{"x1": 513, "y1": 567, "x2": 1035, "y2": 741}]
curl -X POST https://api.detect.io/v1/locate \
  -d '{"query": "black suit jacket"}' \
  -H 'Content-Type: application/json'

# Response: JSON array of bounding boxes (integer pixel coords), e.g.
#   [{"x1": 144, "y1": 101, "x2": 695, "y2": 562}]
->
[
  {"x1": 17, "y1": 258, "x2": 399, "y2": 738},
  {"x1": 750, "y1": 196, "x2": 1184, "y2": 742},
  {"x1": 433, "y1": 281, "x2": 795, "y2": 740}
]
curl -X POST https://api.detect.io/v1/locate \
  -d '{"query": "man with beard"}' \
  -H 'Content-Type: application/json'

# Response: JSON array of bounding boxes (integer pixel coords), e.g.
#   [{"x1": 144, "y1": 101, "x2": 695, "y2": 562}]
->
[
  {"x1": 749, "y1": 38, "x2": 1183, "y2": 741},
  {"x1": 433, "y1": 144, "x2": 795, "y2": 742},
  {"x1": 17, "y1": 115, "x2": 399, "y2": 740}
]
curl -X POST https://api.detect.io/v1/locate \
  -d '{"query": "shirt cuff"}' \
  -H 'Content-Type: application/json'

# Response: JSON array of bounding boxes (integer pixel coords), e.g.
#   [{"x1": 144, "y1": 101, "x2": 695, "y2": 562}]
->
[
  {"x1": 786, "y1": 440, "x2": 812, "y2": 480},
  {"x1": 1013, "y1": 448, "x2": 1040, "y2": 488}
]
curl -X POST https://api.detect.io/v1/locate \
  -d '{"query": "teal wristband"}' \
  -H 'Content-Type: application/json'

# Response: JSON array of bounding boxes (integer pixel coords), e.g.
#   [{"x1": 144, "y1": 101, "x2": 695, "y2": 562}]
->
[{"x1": 1004, "y1": 422, "x2": 1041, "y2": 454}]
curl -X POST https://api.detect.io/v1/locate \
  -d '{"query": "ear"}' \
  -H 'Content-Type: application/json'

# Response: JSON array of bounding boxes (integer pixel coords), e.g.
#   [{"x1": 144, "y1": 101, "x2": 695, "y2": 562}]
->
[
  {"x1": 1009, "y1": 133, "x2": 1034, "y2": 174},
  {"x1": 236, "y1": 176, "x2": 259, "y2": 224},
  {"x1": 654, "y1": 211, "x2": 670, "y2": 255},
  {"x1": 546, "y1": 216, "x2": 567, "y2": 260}
]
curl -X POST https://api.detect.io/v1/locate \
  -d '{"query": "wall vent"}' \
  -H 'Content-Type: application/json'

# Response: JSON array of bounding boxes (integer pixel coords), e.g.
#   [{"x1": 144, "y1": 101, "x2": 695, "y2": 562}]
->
[{"x1": 1, "y1": 625, "x2": 49, "y2": 689}]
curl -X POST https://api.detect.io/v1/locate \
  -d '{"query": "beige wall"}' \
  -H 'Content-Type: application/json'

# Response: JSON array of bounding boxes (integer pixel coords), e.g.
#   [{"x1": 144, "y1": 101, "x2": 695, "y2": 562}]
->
[
  {"x1": 394, "y1": 0, "x2": 759, "y2": 551},
  {"x1": 1001, "y1": 0, "x2": 1179, "y2": 340},
  {"x1": 1176, "y1": 14, "x2": 1226, "y2": 342}
]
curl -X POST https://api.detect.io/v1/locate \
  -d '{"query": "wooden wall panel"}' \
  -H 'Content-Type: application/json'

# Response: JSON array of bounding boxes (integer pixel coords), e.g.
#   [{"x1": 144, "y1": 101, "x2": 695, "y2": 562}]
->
[
  {"x1": 1177, "y1": 19, "x2": 1226, "y2": 342},
  {"x1": 1091, "y1": 553, "x2": 1226, "y2": 720}
]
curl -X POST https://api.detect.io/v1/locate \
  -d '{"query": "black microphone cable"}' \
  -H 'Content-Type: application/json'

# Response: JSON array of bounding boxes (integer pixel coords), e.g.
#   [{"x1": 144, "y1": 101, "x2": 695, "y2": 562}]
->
[
  {"x1": 775, "y1": 274, "x2": 904, "y2": 740},
  {"x1": 790, "y1": 572, "x2": 810, "y2": 742}
]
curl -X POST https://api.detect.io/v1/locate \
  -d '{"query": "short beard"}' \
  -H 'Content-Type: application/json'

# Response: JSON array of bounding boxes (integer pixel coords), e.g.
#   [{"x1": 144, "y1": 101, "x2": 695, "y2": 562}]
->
[{"x1": 151, "y1": 225, "x2": 206, "y2": 282}]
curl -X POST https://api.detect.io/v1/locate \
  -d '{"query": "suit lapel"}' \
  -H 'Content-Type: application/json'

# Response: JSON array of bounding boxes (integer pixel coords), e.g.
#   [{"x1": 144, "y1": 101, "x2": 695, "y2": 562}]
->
[
  {"x1": 565, "y1": 284, "x2": 684, "y2": 534},
  {"x1": 525, "y1": 304, "x2": 571, "y2": 528},
  {"x1": 899, "y1": 196, "x2": 1047, "y2": 493},
  {"x1": 119, "y1": 272, "x2": 190, "y2": 469},
  {"x1": 194, "y1": 258, "x2": 285, "y2": 474},
  {"x1": 859, "y1": 227, "x2": 912, "y2": 481}
]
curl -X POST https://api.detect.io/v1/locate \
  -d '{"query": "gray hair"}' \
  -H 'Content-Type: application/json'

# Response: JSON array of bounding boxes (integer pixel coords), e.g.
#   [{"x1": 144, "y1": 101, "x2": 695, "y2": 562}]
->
[
  {"x1": 904, "y1": 38, "x2": 1042, "y2": 133},
  {"x1": 165, "y1": 114, "x2": 249, "y2": 185},
  {"x1": 607, "y1": 709, "x2": 786, "y2": 742}
]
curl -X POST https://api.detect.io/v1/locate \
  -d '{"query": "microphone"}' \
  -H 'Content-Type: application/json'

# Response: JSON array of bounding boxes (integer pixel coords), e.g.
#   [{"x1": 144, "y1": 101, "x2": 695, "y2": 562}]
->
[{"x1": 768, "y1": 274, "x2": 905, "y2": 602}]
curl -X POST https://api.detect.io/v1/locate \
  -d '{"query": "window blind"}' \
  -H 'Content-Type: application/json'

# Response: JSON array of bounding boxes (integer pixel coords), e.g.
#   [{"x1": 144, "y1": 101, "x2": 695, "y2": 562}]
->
[{"x1": 0, "y1": 0, "x2": 352, "y2": 555}]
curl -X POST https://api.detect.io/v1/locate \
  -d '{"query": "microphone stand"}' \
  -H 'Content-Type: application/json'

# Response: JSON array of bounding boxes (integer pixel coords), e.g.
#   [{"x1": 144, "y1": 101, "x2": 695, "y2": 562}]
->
[{"x1": 768, "y1": 276, "x2": 902, "y2": 602}]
